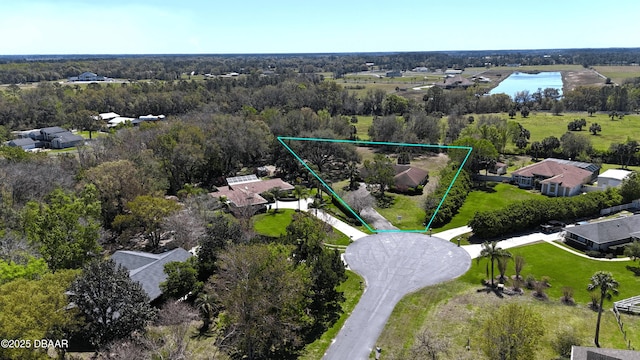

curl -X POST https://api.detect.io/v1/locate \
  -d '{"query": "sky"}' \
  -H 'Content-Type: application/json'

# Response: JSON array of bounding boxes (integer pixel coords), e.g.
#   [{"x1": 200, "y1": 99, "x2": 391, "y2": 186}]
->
[{"x1": 1, "y1": 0, "x2": 639, "y2": 55}]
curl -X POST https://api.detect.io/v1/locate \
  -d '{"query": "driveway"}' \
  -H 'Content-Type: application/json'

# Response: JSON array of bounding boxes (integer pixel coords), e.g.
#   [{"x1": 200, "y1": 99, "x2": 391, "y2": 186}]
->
[{"x1": 323, "y1": 233, "x2": 471, "y2": 360}]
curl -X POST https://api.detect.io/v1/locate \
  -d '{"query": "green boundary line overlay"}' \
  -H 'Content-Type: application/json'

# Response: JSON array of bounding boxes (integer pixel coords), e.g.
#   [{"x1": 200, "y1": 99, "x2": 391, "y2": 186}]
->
[{"x1": 277, "y1": 136, "x2": 473, "y2": 233}]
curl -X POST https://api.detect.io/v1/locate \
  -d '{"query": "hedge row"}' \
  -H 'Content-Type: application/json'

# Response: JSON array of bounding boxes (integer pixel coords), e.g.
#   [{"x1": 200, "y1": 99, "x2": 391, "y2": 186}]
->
[
  {"x1": 424, "y1": 169, "x2": 472, "y2": 227},
  {"x1": 469, "y1": 188, "x2": 623, "y2": 239}
]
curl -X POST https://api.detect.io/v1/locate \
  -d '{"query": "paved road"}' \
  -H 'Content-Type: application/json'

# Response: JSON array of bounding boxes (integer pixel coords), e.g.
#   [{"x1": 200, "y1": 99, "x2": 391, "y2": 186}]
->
[
  {"x1": 323, "y1": 233, "x2": 471, "y2": 360},
  {"x1": 361, "y1": 207, "x2": 398, "y2": 230}
]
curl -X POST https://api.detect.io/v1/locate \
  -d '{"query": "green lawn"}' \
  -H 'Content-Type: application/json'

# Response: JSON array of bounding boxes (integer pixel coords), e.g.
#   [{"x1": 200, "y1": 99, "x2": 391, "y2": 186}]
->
[
  {"x1": 253, "y1": 208, "x2": 354, "y2": 245},
  {"x1": 253, "y1": 209, "x2": 296, "y2": 237},
  {"x1": 350, "y1": 115, "x2": 373, "y2": 141},
  {"x1": 463, "y1": 241, "x2": 640, "y2": 304},
  {"x1": 300, "y1": 270, "x2": 364, "y2": 360},
  {"x1": 434, "y1": 183, "x2": 542, "y2": 232},
  {"x1": 377, "y1": 242, "x2": 640, "y2": 359},
  {"x1": 503, "y1": 112, "x2": 640, "y2": 152},
  {"x1": 376, "y1": 193, "x2": 427, "y2": 230},
  {"x1": 593, "y1": 65, "x2": 640, "y2": 85}
]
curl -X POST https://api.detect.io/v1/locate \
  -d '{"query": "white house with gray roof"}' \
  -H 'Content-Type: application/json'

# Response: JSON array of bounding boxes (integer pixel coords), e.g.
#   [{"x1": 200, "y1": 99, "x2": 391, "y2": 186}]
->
[
  {"x1": 564, "y1": 215, "x2": 640, "y2": 252},
  {"x1": 597, "y1": 169, "x2": 632, "y2": 189}
]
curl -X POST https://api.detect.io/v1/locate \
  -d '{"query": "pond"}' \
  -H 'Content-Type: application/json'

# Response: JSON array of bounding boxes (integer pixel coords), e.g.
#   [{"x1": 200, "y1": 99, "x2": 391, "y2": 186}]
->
[{"x1": 489, "y1": 71, "x2": 563, "y2": 98}]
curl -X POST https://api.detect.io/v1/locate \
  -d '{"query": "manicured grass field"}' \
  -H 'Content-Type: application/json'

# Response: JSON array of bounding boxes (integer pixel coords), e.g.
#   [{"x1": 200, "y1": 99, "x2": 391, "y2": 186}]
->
[
  {"x1": 377, "y1": 242, "x2": 640, "y2": 359},
  {"x1": 434, "y1": 183, "x2": 541, "y2": 232},
  {"x1": 376, "y1": 194, "x2": 427, "y2": 230},
  {"x1": 253, "y1": 209, "x2": 296, "y2": 237},
  {"x1": 463, "y1": 242, "x2": 640, "y2": 304},
  {"x1": 504, "y1": 112, "x2": 640, "y2": 152},
  {"x1": 253, "y1": 208, "x2": 353, "y2": 245},
  {"x1": 300, "y1": 270, "x2": 364, "y2": 360}
]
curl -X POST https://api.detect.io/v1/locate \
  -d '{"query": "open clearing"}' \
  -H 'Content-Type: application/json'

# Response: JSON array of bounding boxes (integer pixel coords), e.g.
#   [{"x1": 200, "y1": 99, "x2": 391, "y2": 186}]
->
[{"x1": 377, "y1": 241, "x2": 640, "y2": 359}]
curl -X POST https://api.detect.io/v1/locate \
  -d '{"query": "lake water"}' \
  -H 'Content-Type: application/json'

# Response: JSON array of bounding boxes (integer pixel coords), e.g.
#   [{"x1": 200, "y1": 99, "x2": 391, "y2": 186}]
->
[{"x1": 489, "y1": 71, "x2": 563, "y2": 98}]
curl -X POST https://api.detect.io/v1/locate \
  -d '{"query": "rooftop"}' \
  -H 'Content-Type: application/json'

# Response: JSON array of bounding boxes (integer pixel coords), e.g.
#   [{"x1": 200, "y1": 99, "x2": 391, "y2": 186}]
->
[
  {"x1": 112, "y1": 248, "x2": 193, "y2": 301},
  {"x1": 513, "y1": 158, "x2": 595, "y2": 188},
  {"x1": 599, "y1": 169, "x2": 633, "y2": 181},
  {"x1": 565, "y1": 214, "x2": 640, "y2": 245}
]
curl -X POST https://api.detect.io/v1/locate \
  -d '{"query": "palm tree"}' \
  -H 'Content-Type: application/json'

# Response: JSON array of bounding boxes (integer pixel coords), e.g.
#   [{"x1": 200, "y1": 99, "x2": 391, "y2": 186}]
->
[
  {"x1": 497, "y1": 256, "x2": 510, "y2": 284},
  {"x1": 478, "y1": 241, "x2": 512, "y2": 287},
  {"x1": 195, "y1": 292, "x2": 216, "y2": 333},
  {"x1": 587, "y1": 271, "x2": 619, "y2": 347},
  {"x1": 293, "y1": 185, "x2": 308, "y2": 211},
  {"x1": 269, "y1": 186, "x2": 282, "y2": 213}
]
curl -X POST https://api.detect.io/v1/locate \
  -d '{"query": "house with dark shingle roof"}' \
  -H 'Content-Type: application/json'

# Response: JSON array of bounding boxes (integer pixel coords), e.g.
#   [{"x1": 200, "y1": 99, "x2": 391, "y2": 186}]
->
[
  {"x1": 111, "y1": 248, "x2": 193, "y2": 302},
  {"x1": 51, "y1": 133, "x2": 84, "y2": 149},
  {"x1": 392, "y1": 165, "x2": 429, "y2": 192},
  {"x1": 511, "y1": 158, "x2": 600, "y2": 197},
  {"x1": 564, "y1": 215, "x2": 640, "y2": 252},
  {"x1": 39, "y1": 126, "x2": 69, "y2": 141},
  {"x1": 360, "y1": 164, "x2": 429, "y2": 193},
  {"x1": 7, "y1": 137, "x2": 37, "y2": 150}
]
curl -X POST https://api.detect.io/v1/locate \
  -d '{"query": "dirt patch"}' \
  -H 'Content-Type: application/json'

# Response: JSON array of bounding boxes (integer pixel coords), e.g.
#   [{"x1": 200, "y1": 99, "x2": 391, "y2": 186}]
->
[{"x1": 562, "y1": 68, "x2": 606, "y2": 91}]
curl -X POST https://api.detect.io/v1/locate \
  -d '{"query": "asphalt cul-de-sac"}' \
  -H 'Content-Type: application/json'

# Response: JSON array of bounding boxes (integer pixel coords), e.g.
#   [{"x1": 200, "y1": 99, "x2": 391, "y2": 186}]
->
[{"x1": 323, "y1": 232, "x2": 471, "y2": 360}]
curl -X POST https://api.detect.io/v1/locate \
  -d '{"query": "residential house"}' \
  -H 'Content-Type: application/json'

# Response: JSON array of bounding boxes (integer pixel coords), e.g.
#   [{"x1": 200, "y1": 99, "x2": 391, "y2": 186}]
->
[
  {"x1": 40, "y1": 127, "x2": 69, "y2": 141},
  {"x1": 563, "y1": 215, "x2": 640, "y2": 252},
  {"x1": 7, "y1": 137, "x2": 37, "y2": 150},
  {"x1": 360, "y1": 164, "x2": 429, "y2": 193},
  {"x1": 111, "y1": 248, "x2": 193, "y2": 302},
  {"x1": 392, "y1": 164, "x2": 429, "y2": 192},
  {"x1": 435, "y1": 74, "x2": 475, "y2": 89},
  {"x1": 570, "y1": 345, "x2": 640, "y2": 359},
  {"x1": 107, "y1": 116, "x2": 136, "y2": 128},
  {"x1": 385, "y1": 70, "x2": 402, "y2": 78},
  {"x1": 68, "y1": 72, "x2": 107, "y2": 82},
  {"x1": 598, "y1": 169, "x2": 632, "y2": 189},
  {"x1": 51, "y1": 133, "x2": 84, "y2": 149},
  {"x1": 211, "y1": 175, "x2": 294, "y2": 214},
  {"x1": 98, "y1": 112, "x2": 120, "y2": 121},
  {"x1": 489, "y1": 162, "x2": 508, "y2": 175},
  {"x1": 511, "y1": 158, "x2": 600, "y2": 197}
]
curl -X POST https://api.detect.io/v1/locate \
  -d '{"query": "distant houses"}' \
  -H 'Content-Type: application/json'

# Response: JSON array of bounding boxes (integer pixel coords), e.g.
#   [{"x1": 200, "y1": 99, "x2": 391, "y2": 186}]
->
[
  {"x1": 435, "y1": 74, "x2": 475, "y2": 89},
  {"x1": 68, "y1": 72, "x2": 109, "y2": 82},
  {"x1": 7, "y1": 126, "x2": 84, "y2": 150}
]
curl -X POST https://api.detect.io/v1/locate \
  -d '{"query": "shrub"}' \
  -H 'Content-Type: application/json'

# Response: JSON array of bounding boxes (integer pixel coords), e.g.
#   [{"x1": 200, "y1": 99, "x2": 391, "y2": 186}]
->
[
  {"x1": 561, "y1": 286, "x2": 575, "y2": 305},
  {"x1": 540, "y1": 276, "x2": 551, "y2": 287},
  {"x1": 552, "y1": 326, "x2": 582, "y2": 358},
  {"x1": 469, "y1": 188, "x2": 623, "y2": 239},
  {"x1": 525, "y1": 274, "x2": 536, "y2": 290},
  {"x1": 424, "y1": 169, "x2": 471, "y2": 227},
  {"x1": 533, "y1": 281, "x2": 548, "y2": 300},
  {"x1": 586, "y1": 250, "x2": 605, "y2": 258}
]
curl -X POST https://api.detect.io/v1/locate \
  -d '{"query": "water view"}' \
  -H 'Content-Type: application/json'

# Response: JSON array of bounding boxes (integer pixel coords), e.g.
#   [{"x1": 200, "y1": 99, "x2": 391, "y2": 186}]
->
[{"x1": 489, "y1": 71, "x2": 563, "y2": 98}]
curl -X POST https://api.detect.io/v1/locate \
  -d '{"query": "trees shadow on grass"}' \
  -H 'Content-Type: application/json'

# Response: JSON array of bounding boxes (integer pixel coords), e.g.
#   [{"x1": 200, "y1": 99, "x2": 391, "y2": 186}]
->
[
  {"x1": 626, "y1": 265, "x2": 640, "y2": 276},
  {"x1": 476, "y1": 285, "x2": 504, "y2": 298}
]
